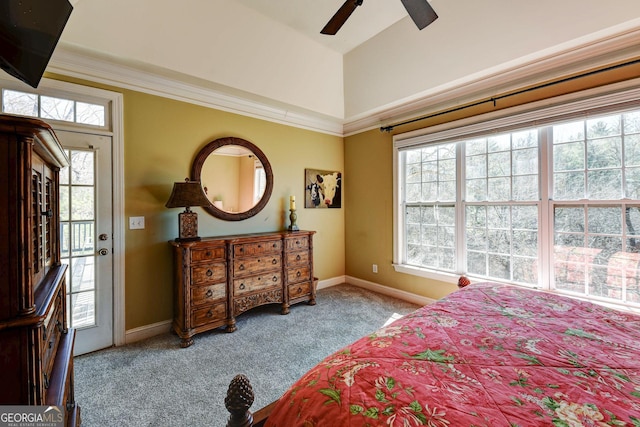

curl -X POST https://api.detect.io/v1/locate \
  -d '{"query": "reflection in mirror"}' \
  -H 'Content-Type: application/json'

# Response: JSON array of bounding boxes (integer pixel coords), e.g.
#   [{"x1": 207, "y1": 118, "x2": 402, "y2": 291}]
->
[
  {"x1": 200, "y1": 145, "x2": 266, "y2": 214},
  {"x1": 191, "y1": 136, "x2": 273, "y2": 221}
]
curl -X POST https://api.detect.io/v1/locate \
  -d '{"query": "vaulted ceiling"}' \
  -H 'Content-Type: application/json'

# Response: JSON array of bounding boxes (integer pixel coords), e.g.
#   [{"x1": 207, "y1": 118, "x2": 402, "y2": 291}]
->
[{"x1": 54, "y1": 0, "x2": 640, "y2": 135}]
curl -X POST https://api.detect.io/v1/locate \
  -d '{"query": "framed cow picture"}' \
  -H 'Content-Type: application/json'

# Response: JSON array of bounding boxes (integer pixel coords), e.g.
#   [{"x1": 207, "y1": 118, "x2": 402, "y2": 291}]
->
[{"x1": 305, "y1": 168, "x2": 341, "y2": 208}]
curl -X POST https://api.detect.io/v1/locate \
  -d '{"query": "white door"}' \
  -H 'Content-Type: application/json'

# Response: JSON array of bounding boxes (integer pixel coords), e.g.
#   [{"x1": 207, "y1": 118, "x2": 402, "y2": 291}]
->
[{"x1": 57, "y1": 130, "x2": 113, "y2": 355}]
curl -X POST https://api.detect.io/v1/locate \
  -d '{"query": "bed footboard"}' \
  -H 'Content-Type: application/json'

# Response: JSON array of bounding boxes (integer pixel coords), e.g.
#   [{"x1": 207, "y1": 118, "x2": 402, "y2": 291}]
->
[{"x1": 225, "y1": 375, "x2": 274, "y2": 427}]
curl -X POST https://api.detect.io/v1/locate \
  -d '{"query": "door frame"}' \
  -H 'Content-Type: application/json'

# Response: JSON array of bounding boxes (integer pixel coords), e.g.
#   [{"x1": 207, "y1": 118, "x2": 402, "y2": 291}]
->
[{"x1": 33, "y1": 77, "x2": 126, "y2": 347}]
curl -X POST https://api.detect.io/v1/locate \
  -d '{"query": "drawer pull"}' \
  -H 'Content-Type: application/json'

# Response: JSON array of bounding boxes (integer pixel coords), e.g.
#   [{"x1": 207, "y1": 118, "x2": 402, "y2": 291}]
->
[
  {"x1": 296, "y1": 271, "x2": 302, "y2": 277},
  {"x1": 42, "y1": 326, "x2": 47, "y2": 339},
  {"x1": 206, "y1": 309, "x2": 214, "y2": 318},
  {"x1": 239, "y1": 283, "x2": 245, "y2": 290},
  {"x1": 298, "y1": 287, "x2": 303, "y2": 293},
  {"x1": 273, "y1": 243, "x2": 277, "y2": 248},
  {"x1": 206, "y1": 289, "x2": 213, "y2": 298},
  {"x1": 239, "y1": 264, "x2": 245, "y2": 270},
  {"x1": 56, "y1": 319, "x2": 63, "y2": 333},
  {"x1": 206, "y1": 269, "x2": 213, "y2": 277},
  {"x1": 258, "y1": 244, "x2": 261, "y2": 248},
  {"x1": 296, "y1": 255, "x2": 301, "y2": 261},
  {"x1": 272, "y1": 259, "x2": 277, "y2": 265},
  {"x1": 206, "y1": 251, "x2": 212, "y2": 257},
  {"x1": 49, "y1": 340, "x2": 54, "y2": 349},
  {"x1": 296, "y1": 240, "x2": 300, "y2": 245},
  {"x1": 272, "y1": 276, "x2": 278, "y2": 282}
]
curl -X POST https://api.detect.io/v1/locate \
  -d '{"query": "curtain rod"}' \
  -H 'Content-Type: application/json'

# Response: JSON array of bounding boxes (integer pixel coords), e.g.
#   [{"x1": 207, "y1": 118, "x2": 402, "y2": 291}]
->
[{"x1": 379, "y1": 58, "x2": 640, "y2": 133}]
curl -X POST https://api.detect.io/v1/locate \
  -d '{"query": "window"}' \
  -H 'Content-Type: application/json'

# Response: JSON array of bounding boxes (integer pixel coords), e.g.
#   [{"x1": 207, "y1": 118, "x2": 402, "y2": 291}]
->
[
  {"x1": 394, "y1": 86, "x2": 640, "y2": 309},
  {"x1": 2, "y1": 88, "x2": 107, "y2": 127}
]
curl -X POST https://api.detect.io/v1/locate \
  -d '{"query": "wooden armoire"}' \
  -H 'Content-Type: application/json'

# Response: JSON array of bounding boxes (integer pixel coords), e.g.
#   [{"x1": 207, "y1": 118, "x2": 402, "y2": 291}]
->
[{"x1": 0, "y1": 114, "x2": 80, "y2": 425}]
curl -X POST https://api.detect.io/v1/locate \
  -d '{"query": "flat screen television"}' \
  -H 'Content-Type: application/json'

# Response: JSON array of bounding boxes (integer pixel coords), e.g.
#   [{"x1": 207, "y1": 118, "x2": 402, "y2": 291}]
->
[{"x1": 0, "y1": 0, "x2": 73, "y2": 88}]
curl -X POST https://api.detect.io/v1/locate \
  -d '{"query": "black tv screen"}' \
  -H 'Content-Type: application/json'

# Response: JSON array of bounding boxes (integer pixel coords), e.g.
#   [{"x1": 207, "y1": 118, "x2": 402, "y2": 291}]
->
[{"x1": 0, "y1": 0, "x2": 73, "y2": 88}]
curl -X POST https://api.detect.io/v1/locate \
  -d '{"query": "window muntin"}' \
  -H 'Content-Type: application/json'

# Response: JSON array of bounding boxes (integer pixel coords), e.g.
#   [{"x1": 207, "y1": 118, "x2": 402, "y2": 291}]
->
[
  {"x1": 396, "y1": 104, "x2": 640, "y2": 308},
  {"x1": 1, "y1": 88, "x2": 106, "y2": 127}
]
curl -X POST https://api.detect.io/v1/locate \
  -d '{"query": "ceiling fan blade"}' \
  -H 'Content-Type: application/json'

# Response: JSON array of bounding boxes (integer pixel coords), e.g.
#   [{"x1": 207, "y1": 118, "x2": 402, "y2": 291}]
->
[
  {"x1": 400, "y1": 0, "x2": 438, "y2": 30},
  {"x1": 321, "y1": 0, "x2": 363, "y2": 35}
]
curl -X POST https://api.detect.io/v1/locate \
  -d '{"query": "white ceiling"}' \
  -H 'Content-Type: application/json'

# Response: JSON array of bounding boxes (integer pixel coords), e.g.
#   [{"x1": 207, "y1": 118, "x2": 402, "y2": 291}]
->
[
  {"x1": 235, "y1": 0, "x2": 412, "y2": 54},
  {"x1": 52, "y1": 0, "x2": 640, "y2": 135}
]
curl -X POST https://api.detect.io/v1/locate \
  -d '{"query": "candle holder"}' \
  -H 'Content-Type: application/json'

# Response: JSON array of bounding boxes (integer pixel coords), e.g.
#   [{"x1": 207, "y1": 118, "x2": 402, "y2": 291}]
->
[{"x1": 288, "y1": 208, "x2": 299, "y2": 231}]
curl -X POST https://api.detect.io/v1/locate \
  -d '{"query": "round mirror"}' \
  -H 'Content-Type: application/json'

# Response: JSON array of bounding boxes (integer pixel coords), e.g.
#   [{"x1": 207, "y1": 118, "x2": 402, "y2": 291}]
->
[{"x1": 191, "y1": 137, "x2": 273, "y2": 221}]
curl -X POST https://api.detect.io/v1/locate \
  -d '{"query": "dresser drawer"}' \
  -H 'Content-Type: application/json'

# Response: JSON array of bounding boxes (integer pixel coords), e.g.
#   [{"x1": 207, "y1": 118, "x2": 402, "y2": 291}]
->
[
  {"x1": 42, "y1": 288, "x2": 64, "y2": 385},
  {"x1": 287, "y1": 266, "x2": 311, "y2": 284},
  {"x1": 191, "y1": 283, "x2": 226, "y2": 306},
  {"x1": 286, "y1": 250, "x2": 309, "y2": 266},
  {"x1": 234, "y1": 271, "x2": 281, "y2": 295},
  {"x1": 234, "y1": 239, "x2": 282, "y2": 257},
  {"x1": 288, "y1": 282, "x2": 312, "y2": 300},
  {"x1": 191, "y1": 246, "x2": 225, "y2": 262},
  {"x1": 192, "y1": 262, "x2": 226, "y2": 285},
  {"x1": 191, "y1": 302, "x2": 226, "y2": 327},
  {"x1": 285, "y1": 236, "x2": 309, "y2": 251},
  {"x1": 233, "y1": 256, "x2": 281, "y2": 277}
]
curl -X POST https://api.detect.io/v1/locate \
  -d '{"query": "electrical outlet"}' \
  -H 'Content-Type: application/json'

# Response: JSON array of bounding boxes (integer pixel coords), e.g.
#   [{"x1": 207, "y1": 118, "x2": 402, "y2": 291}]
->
[
  {"x1": 129, "y1": 216, "x2": 145, "y2": 229},
  {"x1": 372, "y1": 264, "x2": 378, "y2": 273}
]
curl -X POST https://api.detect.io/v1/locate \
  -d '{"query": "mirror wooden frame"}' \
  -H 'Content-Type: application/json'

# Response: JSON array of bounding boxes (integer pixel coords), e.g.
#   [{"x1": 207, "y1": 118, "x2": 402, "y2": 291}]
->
[{"x1": 191, "y1": 137, "x2": 274, "y2": 221}]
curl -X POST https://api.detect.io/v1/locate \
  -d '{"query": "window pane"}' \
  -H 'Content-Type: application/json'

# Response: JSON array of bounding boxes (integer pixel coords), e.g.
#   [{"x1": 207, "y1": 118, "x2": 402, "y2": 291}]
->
[
  {"x1": 71, "y1": 150, "x2": 94, "y2": 185},
  {"x1": 587, "y1": 114, "x2": 621, "y2": 138},
  {"x1": 513, "y1": 148, "x2": 537, "y2": 175},
  {"x1": 488, "y1": 152, "x2": 510, "y2": 177},
  {"x1": 76, "y1": 102, "x2": 105, "y2": 126},
  {"x1": 554, "y1": 171, "x2": 585, "y2": 200},
  {"x1": 588, "y1": 207, "x2": 621, "y2": 234},
  {"x1": 587, "y1": 136, "x2": 621, "y2": 169},
  {"x1": 71, "y1": 187, "x2": 94, "y2": 220},
  {"x1": 2, "y1": 89, "x2": 38, "y2": 116},
  {"x1": 512, "y1": 175, "x2": 538, "y2": 201},
  {"x1": 587, "y1": 169, "x2": 622, "y2": 199},
  {"x1": 623, "y1": 111, "x2": 640, "y2": 134},
  {"x1": 40, "y1": 95, "x2": 74, "y2": 122},
  {"x1": 554, "y1": 121, "x2": 584, "y2": 143},
  {"x1": 554, "y1": 141, "x2": 585, "y2": 171},
  {"x1": 466, "y1": 155, "x2": 486, "y2": 179},
  {"x1": 625, "y1": 134, "x2": 640, "y2": 167}
]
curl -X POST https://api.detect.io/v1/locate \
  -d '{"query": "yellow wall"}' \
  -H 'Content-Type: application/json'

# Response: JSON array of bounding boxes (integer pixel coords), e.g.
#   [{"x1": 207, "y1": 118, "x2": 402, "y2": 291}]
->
[{"x1": 50, "y1": 74, "x2": 344, "y2": 330}]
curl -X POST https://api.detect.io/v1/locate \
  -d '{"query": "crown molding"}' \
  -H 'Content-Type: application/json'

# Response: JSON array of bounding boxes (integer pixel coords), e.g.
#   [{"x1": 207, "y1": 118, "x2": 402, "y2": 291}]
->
[
  {"x1": 48, "y1": 46, "x2": 345, "y2": 136},
  {"x1": 343, "y1": 19, "x2": 640, "y2": 136},
  {"x1": 47, "y1": 19, "x2": 640, "y2": 139}
]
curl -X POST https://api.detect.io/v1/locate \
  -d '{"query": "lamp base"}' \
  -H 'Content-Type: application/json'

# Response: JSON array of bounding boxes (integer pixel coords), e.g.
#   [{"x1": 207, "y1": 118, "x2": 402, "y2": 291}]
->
[{"x1": 177, "y1": 210, "x2": 200, "y2": 241}]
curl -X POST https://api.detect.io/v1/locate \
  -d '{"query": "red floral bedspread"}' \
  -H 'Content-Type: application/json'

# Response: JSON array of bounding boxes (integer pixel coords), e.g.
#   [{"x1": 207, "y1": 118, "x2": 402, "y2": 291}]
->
[{"x1": 265, "y1": 283, "x2": 640, "y2": 426}]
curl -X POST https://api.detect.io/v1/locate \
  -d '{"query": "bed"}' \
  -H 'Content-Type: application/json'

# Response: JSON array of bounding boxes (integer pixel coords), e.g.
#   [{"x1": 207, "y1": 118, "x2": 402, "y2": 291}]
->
[{"x1": 224, "y1": 282, "x2": 640, "y2": 426}]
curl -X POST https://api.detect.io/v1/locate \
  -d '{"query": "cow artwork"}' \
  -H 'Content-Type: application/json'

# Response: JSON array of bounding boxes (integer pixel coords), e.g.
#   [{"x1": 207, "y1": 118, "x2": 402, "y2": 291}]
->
[{"x1": 305, "y1": 169, "x2": 342, "y2": 208}]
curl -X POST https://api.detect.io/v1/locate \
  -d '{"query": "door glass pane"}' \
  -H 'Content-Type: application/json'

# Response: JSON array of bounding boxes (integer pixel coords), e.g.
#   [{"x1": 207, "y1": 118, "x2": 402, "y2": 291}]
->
[{"x1": 60, "y1": 148, "x2": 97, "y2": 329}]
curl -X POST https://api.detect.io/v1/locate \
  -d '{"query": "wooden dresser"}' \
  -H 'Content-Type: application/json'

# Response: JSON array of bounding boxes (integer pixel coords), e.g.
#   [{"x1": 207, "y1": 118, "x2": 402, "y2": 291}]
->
[
  {"x1": 171, "y1": 231, "x2": 316, "y2": 347},
  {"x1": 0, "y1": 114, "x2": 80, "y2": 425}
]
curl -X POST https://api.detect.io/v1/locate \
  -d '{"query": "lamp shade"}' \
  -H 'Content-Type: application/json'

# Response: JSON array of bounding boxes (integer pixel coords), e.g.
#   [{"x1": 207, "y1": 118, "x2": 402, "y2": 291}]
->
[{"x1": 165, "y1": 179, "x2": 210, "y2": 208}]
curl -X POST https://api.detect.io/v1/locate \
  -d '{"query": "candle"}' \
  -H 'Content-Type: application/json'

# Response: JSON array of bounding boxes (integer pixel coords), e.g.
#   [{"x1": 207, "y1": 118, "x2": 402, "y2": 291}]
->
[{"x1": 290, "y1": 195, "x2": 296, "y2": 210}]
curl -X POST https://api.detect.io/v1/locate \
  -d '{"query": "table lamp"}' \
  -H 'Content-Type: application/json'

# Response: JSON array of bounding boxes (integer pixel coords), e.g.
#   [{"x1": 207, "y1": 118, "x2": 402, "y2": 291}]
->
[{"x1": 165, "y1": 178, "x2": 211, "y2": 241}]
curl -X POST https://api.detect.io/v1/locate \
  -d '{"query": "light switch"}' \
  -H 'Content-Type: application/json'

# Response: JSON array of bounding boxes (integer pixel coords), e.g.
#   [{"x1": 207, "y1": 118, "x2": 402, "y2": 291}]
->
[{"x1": 129, "y1": 216, "x2": 145, "y2": 229}]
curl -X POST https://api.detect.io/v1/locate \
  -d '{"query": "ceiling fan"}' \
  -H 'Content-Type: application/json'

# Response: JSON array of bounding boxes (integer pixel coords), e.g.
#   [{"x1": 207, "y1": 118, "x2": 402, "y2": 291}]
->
[{"x1": 321, "y1": 0, "x2": 438, "y2": 35}]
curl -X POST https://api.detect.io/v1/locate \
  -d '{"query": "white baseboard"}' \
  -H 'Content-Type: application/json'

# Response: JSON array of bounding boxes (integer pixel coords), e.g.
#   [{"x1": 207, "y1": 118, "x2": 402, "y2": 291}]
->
[
  {"x1": 123, "y1": 275, "x2": 432, "y2": 345},
  {"x1": 345, "y1": 275, "x2": 435, "y2": 306},
  {"x1": 125, "y1": 319, "x2": 172, "y2": 344},
  {"x1": 316, "y1": 275, "x2": 345, "y2": 290}
]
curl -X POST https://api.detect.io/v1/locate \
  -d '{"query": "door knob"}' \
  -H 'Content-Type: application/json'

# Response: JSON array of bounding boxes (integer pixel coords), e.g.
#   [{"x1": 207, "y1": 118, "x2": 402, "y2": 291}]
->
[
  {"x1": 98, "y1": 248, "x2": 109, "y2": 256},
  {"x1": 99, "y1": 233, "x2": 109, "y2": 241}
]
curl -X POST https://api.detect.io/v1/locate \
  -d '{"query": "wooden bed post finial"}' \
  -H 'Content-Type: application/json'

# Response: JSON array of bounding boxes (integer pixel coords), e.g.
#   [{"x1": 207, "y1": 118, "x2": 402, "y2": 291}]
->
[{"x1": 225, "y1": 374, "x2": 255, "y2": 427}]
